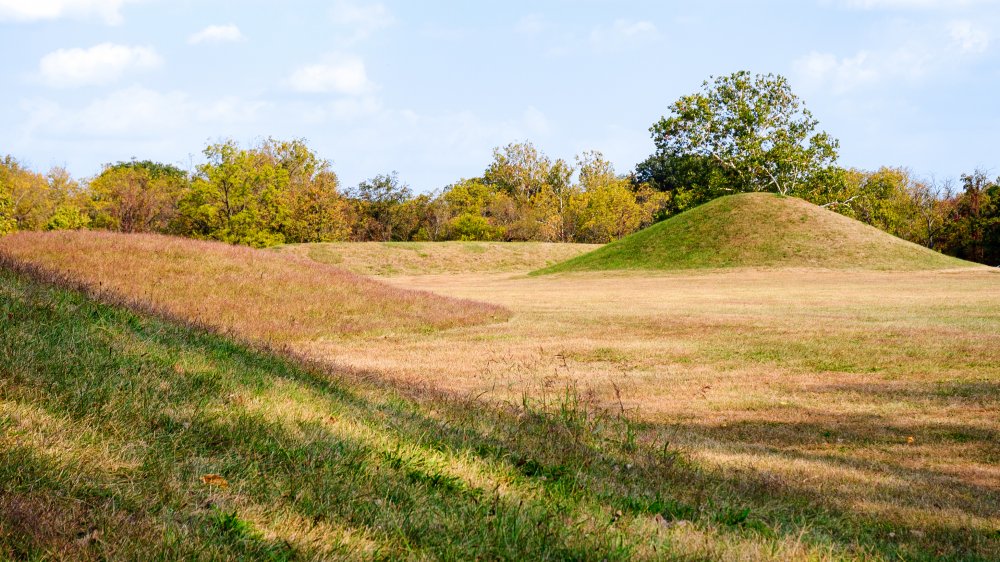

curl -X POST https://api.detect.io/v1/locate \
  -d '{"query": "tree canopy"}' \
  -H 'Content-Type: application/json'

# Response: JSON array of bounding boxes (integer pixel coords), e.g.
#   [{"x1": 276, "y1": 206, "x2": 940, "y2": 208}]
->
[{"x1": 640, "y1": 71, "x2": 840, "y2": 210}]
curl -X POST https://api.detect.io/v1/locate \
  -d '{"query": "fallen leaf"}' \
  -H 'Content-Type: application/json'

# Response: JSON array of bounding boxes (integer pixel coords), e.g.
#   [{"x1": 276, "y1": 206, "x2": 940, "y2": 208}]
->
[{"x1": 200, "y1": 474, "x2": 229, "y2": 489}]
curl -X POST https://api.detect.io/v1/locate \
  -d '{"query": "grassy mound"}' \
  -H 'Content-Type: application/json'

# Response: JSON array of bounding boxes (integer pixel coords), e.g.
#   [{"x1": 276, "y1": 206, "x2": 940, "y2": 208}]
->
[
  {"x1": 537, "y1": 193, "x2": 975, "y2": 274},
  {"x1": 279, "y1": 241, "x2": 599, "y2": 276},
  {"x1": 0, "y1": 231, "x2": 506, "y2": 342}
]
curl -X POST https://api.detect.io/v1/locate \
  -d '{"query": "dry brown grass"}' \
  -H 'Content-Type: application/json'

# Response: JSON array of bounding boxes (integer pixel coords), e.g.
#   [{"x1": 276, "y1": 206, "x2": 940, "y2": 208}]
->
[
  {"x1": 277, "y1": 240, "x2": 599, "y2": 276},
  {"x1": 299, "y1": 267, "x2": 1000, "y2": 554},
  {"x1": 0, "y1": 231, "x2": 507, "y2": 343}
]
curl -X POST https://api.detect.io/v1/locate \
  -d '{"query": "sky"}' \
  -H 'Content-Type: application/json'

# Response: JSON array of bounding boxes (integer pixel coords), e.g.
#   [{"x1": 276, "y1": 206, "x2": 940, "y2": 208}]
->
[{"x1": 1, "y1": 0, "x2": 998, "y2": 192}]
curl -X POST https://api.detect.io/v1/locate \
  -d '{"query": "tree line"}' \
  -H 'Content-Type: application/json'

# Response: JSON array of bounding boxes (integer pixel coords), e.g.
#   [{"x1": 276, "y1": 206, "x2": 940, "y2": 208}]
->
[
  {"x1": 1, "y1": 71, "x2": 998, "y2": 265},
  {"x1": 0, "y1": 139, "x2": 667, "y2": 247}
]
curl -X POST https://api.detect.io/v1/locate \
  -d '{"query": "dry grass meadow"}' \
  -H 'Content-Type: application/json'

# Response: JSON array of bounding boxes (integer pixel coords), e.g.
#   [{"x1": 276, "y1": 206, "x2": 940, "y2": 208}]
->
[
  {"x1": 339, "y1": 267, "x2": 1000, "y2": 547},
  {"x1": 277, "y1": 240, "x2": 599, "y2": 276},
  {"x1": 1, "y1": 231, "x2": 998, "y2": 560}
]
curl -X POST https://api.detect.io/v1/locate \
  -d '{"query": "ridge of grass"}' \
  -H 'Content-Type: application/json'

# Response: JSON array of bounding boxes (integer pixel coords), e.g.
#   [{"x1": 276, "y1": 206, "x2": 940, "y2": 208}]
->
[
  {"x1": 0, "y1": 230, "x2": 508, "y2": 343},
  {"x1": 278, "y1": 241, "x2": 599, "y2": 277},
  {"x1": 536, "y1": 193, "x2": 977, "y2": 274}
]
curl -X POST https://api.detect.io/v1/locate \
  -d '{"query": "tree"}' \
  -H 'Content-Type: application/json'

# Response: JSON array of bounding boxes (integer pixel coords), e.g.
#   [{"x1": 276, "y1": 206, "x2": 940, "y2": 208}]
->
[
  {"x1": 1, "y1": 156, "x2": 56, "y2": 231},
  {"x1": 346, "y1": 172, "x2": 417, "y2": 241},
  {"x1": 90, "y1": 161, "x2": 188, "y2": 233},
  {"x1": 178, "y1": 140, "x2": 290, "y2": 247},
  {"x1": 634, "y1": 153, "x2": 724, "y2": 215},
  {"x1": 0, "y1": 167, "x2": 14, "y2": 235},
  {"x1": 482, "y1": 142, "x2": 574, "y2": 241},
  {"x1": 0, "y1": 156, "x2": 91, "y2": 233},
  {"x1": 646, "y1": 71, "x2": 839, "y2": 199},
  {"x1": 940, "y1": 170, "x2": 1000, "y2": 265},
  {"x1": 45, "y1": 167, "x2": 90, "y2": 231},
  {"x1": 265, "y1": 139, "x2": 351, "y2": 243},
  {"x1": 574, "y1": 151, "x2": 667, "y2": 243}
]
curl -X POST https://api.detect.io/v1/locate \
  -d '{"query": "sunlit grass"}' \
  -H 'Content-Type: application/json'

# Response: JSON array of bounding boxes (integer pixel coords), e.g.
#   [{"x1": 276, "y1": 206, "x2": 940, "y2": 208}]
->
[
  {"x1": 2, "y1": 231, "x2": 998, "y2": 559},
  {"x1": 0, "y1": 231, "x2": 508, "y2": 344}
]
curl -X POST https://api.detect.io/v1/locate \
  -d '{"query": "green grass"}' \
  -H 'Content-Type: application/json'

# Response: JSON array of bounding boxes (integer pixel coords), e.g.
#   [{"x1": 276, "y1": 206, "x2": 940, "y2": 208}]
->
[
  {"x1": 536, "y1": 193, "x2": 976, "y2": 274},
  {"x1": 2, "y1": 257, "x2": 997, "y2": 559}
]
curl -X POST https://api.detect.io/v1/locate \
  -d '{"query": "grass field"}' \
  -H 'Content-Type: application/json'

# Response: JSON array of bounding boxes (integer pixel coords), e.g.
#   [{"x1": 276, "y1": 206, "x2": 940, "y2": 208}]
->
[
  {"x1": 1, "y1": 225, "x2": 999, "y2": 560},
  {"x1": 277, "y1": 241, "x2": 598, "y2": 276}
]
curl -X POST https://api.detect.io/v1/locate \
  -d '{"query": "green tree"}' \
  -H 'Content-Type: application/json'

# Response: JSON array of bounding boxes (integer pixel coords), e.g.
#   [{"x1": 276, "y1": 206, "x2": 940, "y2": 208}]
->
[
  {"x1": 633, "y1": 153, "x2": 724, "y2": 215},
  {"x1": 1, "y1": 157, "x2": 90, "y2": 232},
  {"x1": 1, "y1": 156, "x2": 56, "y2": 231},
  {"x1": 266, "y1": 139, "x2": 351, "y2": 243},
  {"x1": 574, "y1": 151, "x2": 667, "y2": 243},
  {"x1": 647, "y1": 71, "x2": 839, "y2": 200},
  {"x1": 0, "y1": 171, "x2": 14, "y2": 235},
  {"x1": 178, "y1": 141, "x2": 289, "y2": 247},
  {"x1": 941, "y1": 170, "x2": 1000, "y2": 265},
  {"x1": 45, "y1": 167, "x2": 90, "y2": 230}
]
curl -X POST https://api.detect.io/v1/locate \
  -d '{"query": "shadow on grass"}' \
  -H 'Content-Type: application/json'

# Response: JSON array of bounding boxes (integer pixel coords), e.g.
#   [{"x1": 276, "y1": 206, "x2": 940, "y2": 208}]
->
[{"x1": 2, "y1": 266, "x2": 997, "y2": 560}]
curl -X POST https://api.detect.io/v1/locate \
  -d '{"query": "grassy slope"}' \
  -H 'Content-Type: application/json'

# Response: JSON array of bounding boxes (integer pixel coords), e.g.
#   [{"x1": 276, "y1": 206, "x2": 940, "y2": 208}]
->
[
  {"x1": 278, "y1": 241, "x2": 599, "y2": 276},
  {"x1": 0, "y1": 267, "x2": 879, "y2": 561},
  {"x1": 0, "y1": 231, "x2": 506, "y2": 342},
  {"x1": 538, "y1": 193, "x2": 975, "y2": 274}
]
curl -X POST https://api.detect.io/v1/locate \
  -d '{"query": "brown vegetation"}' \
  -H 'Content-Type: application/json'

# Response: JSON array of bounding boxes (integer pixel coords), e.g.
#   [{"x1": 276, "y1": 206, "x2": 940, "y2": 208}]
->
[
  {"x1": 278, "y1": 240, "x2": 599, "y2": 276},
  {"x1": 0, "y1": 230, "x2": 507, "y2": 343}
]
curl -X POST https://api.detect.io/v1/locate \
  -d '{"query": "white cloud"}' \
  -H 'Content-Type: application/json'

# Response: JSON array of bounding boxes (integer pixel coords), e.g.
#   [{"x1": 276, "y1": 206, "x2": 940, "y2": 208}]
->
[
  {"x1": 329, "y1": 0, "x2": 393, "y2": 43},
  {"x1": 589, "y1": 19, "x2": 659, "y2": 51},
  {"x1": 793, "y1": 20, "x2": 990, "y2": 94},
  {"x1": 288, "y1": 53, "x2": 373, "y2": 95},
  {"x1": 38, "y1": 43, "x2": 161, "y2": 88},
  {"x1": 188, "y1": 24, "x2": 244, "y2": 45},
  {"x1": 948, "y1": 20, "x2": 990, "y2": 53},
  {"x1": 0, "y1": 0, "x2": 140, "y2": 24},
  {"x1": 23, "y1": 86, "x2": 268, "y2": 137}
]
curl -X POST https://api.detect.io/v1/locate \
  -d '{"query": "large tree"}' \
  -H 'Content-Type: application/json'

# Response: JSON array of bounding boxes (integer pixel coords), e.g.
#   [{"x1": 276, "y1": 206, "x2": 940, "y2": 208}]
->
[{"x1": 643, "y1": 71, "x2": 839, "y2": 204}]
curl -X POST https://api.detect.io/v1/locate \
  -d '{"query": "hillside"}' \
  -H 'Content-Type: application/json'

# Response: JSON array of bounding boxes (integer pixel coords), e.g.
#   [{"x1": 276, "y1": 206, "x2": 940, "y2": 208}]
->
[
  {"x1": 278, "y1": 241, "x2": 599, "y2": 276},
  {"x1": 0, "y1": 267, "x2": 661, "y2": 559},
  {"x1": 0, "y1": 231, "x2": 506, "y2": 342},
  {"x1": 537, "y1": 193, "x2": 976, "y2": 274}
]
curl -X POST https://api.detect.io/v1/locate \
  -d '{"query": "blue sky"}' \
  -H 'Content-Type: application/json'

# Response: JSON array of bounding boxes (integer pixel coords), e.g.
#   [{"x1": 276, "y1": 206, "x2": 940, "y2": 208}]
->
[{"x1": 2, "y1": 0, "x2": 998, "y2": 191}]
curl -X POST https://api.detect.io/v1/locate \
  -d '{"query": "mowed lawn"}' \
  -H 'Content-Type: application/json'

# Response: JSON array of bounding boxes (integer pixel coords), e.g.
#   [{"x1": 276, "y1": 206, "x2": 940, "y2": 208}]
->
[{"x1": 1, "y1": 233, "x2": 998, "y2": 560}]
